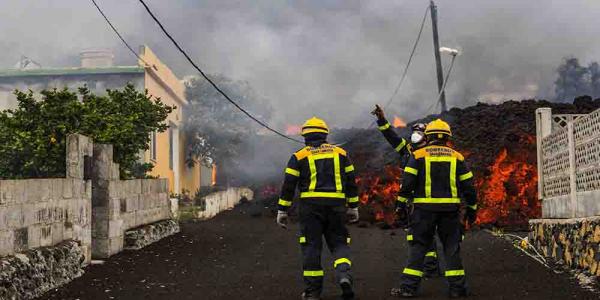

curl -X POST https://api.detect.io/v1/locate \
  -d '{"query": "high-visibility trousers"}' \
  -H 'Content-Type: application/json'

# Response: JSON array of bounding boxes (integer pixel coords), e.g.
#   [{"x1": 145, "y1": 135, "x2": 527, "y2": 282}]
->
[
  {"x1": 298, "y1": 202, "x2": 352, "y2": 295},
  {"x1": 401, "y1": 208, "x2": 467, "y2": 293},
  {"x1": 423, "y1": 233, "x2": 441, "y2": 276}
]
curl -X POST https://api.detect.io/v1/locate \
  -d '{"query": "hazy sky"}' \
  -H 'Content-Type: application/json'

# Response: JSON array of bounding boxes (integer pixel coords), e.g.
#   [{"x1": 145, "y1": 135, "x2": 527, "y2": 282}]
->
[{"x1": 2, "y1": 0, "x2": 600, "y2": 128}]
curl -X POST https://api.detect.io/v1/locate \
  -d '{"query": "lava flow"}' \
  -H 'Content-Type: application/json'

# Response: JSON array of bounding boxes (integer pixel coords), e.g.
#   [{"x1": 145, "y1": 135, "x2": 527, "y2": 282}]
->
[
  {"x1": 286, "y1": 124, "x2": 302, "y2": 135},
  {"x1": 354, "y1": 135, "x2": 539, "y2": 227},
  {"x1": 393, "y1": 116, "x2": 406, "y2": 128},
  {"x1": 356, "y1": 165, "x2": 402, "y2": 225},
  {"x1": 474, "y1": 142, "x2": 539, "y2": 227}
]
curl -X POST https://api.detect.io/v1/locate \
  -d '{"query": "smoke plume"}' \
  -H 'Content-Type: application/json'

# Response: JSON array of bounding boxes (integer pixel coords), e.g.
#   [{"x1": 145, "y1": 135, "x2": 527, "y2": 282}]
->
[{"x1": 2, "y1": 0, "x2": 600, "y2": 128}]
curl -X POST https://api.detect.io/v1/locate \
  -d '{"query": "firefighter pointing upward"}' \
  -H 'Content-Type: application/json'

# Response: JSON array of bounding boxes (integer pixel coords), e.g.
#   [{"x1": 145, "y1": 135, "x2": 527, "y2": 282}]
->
[
  {"x1": 277, "y1": 117, "x2": 359, "y2": 300},
  {"x1": 372, "y1": 105, "x2": 441, "y2": 277},
  {"x1": 392, "y1": 119, "x2": 478, "y2": 298}
]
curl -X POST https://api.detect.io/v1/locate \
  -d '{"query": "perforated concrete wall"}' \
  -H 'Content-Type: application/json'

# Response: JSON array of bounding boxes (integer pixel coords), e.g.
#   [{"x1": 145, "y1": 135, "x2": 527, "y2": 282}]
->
[{"x1": 538, "y1": 108, "x2": 600, "y2": 218}]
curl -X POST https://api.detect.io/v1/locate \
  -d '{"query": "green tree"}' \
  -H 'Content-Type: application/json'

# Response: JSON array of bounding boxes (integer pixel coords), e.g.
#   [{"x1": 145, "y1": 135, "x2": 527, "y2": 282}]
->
[
  {"x1": 184, "y1": 74, "x2": 273, "y2": 184},
  {"x1": 0, "y1": 84, "x2": 175, "y2": 179}
]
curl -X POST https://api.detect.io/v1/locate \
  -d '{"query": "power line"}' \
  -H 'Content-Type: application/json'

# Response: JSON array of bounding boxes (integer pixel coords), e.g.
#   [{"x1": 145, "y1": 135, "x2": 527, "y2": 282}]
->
[
  {"x1": 383, "y1": 5, "x2": 430, "y2": 109},
  {"x1": 90, "y1": 0, "x2": 151, "y2": 67},
  {"x1": 338, "y1": 5, "x2": 430, "y2": 146},
  {"x1": 136, "y1": 0, "x2": 303, "y2": 144},
  {"x1": 423, "y1": 54, "x2": 457, "y2": 115}
]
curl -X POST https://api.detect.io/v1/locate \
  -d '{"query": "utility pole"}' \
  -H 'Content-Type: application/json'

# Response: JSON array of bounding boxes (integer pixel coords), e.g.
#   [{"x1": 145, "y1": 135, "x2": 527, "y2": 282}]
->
[{"x1": 430, "y1": 0, "x2": 447, "y2": 113}]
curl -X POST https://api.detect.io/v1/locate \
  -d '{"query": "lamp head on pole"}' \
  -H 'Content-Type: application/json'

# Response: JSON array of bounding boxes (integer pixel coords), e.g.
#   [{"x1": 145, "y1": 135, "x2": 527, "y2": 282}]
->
[{"x1": 440, "y1": 47, "x2": 460, "y2": 56}]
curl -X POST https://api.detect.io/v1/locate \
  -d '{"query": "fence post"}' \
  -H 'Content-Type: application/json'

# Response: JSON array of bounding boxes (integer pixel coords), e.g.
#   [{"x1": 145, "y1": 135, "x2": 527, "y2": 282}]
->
[
  {"x1": 535, "y1": 108, "x2": 552, "y2": 201},
  {"x1": 567, "y1": 121, "x2": 577, "y2": 218}
]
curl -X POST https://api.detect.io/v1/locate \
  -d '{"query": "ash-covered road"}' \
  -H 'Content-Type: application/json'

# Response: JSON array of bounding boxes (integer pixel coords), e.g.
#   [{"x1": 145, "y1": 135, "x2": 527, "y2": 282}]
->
[{"x1": 40, "y1": 203, "x2": 597, "y2": 300}]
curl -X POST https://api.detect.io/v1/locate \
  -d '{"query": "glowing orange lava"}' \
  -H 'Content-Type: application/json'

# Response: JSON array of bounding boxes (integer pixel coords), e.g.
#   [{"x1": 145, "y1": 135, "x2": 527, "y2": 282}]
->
[
  {"x1": 355, "y1": 140, "x2": 539, "y2": 227},
  {"x1": 393, "y1": 116, "x2": 406, "y2": 128},
  {"x1": 286, "y1": 124, "x2": 302, "y2": 135},
  {"x1": 357, "y1": 165, "x2": 402, "y2": 224},
  {"x1": 475, "y1": 147, "x2": 539, "y2": 226}
]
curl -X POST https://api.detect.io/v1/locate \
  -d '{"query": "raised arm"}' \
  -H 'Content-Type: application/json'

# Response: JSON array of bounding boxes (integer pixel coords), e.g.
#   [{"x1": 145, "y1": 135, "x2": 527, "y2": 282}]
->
[{"x1": 372, "y1": 104, "x2": 409, "y2": 155}]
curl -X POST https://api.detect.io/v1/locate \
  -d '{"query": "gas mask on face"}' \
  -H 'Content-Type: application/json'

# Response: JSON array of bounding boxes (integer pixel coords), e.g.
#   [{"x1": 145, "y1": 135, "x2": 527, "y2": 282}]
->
[{"x1": 411, "y1": 131, "x2": 425, "y2": 144}]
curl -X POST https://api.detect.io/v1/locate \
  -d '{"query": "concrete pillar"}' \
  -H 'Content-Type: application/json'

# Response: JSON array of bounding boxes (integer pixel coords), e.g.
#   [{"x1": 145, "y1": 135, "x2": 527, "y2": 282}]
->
[
  {"x1": 567, "y1": 122, "x2": 578, "y2": 218},
  {"x1": 536, "y1": 108, "x2": 552, "y2": 200},
  {"x1": 91, "y1": 144, "x2": 123, "y2": 258},
  {"x1": 66, "y1": 134, "x2": 93, "y2": 179}
]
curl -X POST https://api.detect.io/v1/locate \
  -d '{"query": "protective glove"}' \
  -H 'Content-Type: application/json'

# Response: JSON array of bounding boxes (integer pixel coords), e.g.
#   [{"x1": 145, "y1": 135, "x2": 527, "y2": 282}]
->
[
  {"x1": 465, "y1": 207, "x2": 477, "y2": 226},
  {"x1": 395, "y1": 203, "x2": 410, "y2": 228},
  {"x1": 347, "y1": 207, "x2": 359, "y2": 224},
  {"x1": 371, "y1": 104, "x2": 386, "y2": 121},
  {"x1": 276, "y1": 210, "x2": 288, "y2": 229}
]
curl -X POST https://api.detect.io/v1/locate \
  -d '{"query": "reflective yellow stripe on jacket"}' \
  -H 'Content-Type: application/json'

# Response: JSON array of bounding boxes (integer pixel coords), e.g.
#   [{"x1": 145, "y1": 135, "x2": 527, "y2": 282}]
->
[
  {"x1": 397, "y1": 196, "x2": 408, "y2": 203},
  {"x1": 285, "y1": 167, "x2": 300, "y2": 177},
  {"x1": 445, "y1": 270, "x2": 465, "y2": 277},
  {"x1": 379, "y1": 123, "x2": 391, "y2": 131},
  {"x1": 395, "y1": 139, "x2": 407, "y2": 152},
  {"x1": 347, "y1": 196, "x2": 359, "y2": 203},
  {"x1": 459, "y1": 171, "x2": 473, "y2": 181},
  {"x1": 424, "y1": 156, "x2": 458, "y2": 199},
  {"x1": 300, "y1": 192, "x2": 346, "y2": 198},
  {"x1": 278, "y1": 199, "x2": 292, "y2": 207},
  {"x1": 413, "y1": 197, "x2": 461, "y2": 204},
  {"x1": 404, "y1": 167, "x2": 418, "y2": 175},
  {"x1": 302, "y1": 151, "x2": 345, "y2": 199},
  {"x1": 303, "y1": 270, "x2": 324, "y2": 277}
]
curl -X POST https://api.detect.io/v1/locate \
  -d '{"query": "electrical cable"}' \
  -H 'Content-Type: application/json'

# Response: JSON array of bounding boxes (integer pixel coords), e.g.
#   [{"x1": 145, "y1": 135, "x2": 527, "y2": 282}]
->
[
  {"x1": 136, "y1": 0, "x2": 303, "y2": 144},
  {"x1": 90, "y1": 0, "x2": 151, "y2": 67},
  {"x1": 337, "y1": 5, "x2": 430, "y2": 146},
  {"x1": 486, "y1": 229, "x2": 550, "y2": 268},
  {"x1": 92, "y1": 0, "x2": 303, "y2": 143},
  {"x1": 422, "y1": 53, "x2": 457, "y2": 116},
  {"x1": 383, "y1": 5, "x2": 430, "y2": 109}
]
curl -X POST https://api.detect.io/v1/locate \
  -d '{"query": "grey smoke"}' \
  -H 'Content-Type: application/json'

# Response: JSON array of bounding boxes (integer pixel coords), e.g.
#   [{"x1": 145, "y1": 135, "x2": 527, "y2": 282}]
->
[{"x1": 2, "y1": 0, "x2": 600, "y2": 129}]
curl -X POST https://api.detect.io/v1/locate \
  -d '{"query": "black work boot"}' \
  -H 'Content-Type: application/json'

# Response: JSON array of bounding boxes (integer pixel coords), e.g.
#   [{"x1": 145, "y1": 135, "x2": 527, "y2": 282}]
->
[
  {"x1": 390, "y1": 287, "x2": 417, "y2": 298},
  {"x1": 448, "y1": 289, "x2": 469, "y2": 298},
  {"x1": 340, "y1": 278, "x2": 355, "y2": 300},
  {"x1": 301, "y1": 291, "x2": 321, "y2": 300}
]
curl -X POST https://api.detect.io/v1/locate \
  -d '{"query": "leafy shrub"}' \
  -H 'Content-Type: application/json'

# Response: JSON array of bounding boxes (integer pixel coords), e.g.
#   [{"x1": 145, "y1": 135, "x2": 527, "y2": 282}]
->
[{"x1": 0, "y1": 84, "x2": 175, "y2": 179}]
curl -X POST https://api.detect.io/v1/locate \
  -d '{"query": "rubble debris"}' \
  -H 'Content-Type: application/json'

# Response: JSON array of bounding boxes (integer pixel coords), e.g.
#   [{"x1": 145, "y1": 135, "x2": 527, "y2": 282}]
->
[
  {"x1": 124, "y1": 219, "x2": 180, "y2": 250},
  {"x1": 0, "y1": 240, "x2": 85, "y2": 300}
]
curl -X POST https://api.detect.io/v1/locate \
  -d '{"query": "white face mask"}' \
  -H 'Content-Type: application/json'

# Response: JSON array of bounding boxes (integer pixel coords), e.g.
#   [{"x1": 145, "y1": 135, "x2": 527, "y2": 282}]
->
[{"x1": 411, "y1": 132, "x2": 425, "y2": 144}]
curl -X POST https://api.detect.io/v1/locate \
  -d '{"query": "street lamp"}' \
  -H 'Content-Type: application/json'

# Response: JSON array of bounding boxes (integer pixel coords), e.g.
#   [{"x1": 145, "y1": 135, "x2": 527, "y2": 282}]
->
[{"x1": 440, "y1": 47, "x2": 460, "y2": 57}]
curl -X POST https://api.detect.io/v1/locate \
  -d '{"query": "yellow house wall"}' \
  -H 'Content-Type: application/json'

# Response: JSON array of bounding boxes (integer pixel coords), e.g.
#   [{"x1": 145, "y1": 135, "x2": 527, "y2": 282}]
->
[
  {"x1": 180, "y1": 129, "x2": 202, "y2": 195},
  {"x1": 138, "y1": 46, "x2": 201, "y2": 195}
]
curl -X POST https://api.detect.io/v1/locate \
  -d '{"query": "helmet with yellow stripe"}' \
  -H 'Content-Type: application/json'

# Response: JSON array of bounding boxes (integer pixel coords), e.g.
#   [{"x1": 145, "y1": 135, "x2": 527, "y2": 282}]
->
[
  {"x1": 302, "y1": 117, "x2": 329, "y2": 136},
  {"x1": 425, "y1": 119, "x2": 452, "y2": 138}
]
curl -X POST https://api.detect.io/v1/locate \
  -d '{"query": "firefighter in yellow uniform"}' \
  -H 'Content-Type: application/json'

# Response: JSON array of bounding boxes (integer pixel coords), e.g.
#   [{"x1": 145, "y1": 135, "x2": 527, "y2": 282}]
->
[
  {"x1": 277, "y1": 117, "x2": 359, "y2": 300},
  {"x1": 372, "y1": 105, "x2": 440, "y2": 276},
  {"x1": 391, "y1": 119, "x2": 477, "y2": 298}
]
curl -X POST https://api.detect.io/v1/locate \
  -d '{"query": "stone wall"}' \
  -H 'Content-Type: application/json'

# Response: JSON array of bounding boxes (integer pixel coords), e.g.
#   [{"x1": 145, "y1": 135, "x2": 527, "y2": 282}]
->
[
  {"x1": 0, "y1": 135, "x2": 92, "y2": 263},
  {"x1": 529, "y1": 217, "x2": 600, "y2": 276},
  {"x1": 91, "y1": 144, "x2": 174, "y2": 258},
  {"x1": 196, "y1": 187, "x2": 253, "y2": 220},
  {"x1": 0, "y1": 133, "x2": 178, "y2": 298}
]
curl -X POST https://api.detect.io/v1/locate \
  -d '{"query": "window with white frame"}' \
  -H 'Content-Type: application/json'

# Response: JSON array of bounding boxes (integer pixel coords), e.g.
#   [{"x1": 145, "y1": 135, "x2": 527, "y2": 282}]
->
[{"x1": 150, "y1": 131, "x2": 157, "y2": 161}]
